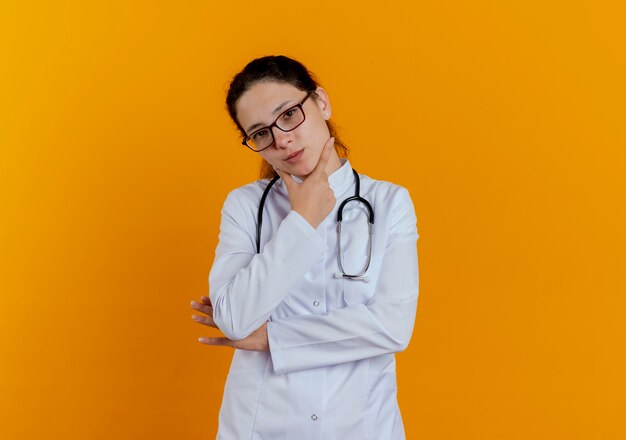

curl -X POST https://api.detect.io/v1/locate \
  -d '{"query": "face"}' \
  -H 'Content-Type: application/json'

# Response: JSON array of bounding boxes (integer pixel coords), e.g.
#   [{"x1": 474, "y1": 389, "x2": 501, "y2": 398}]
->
[{"x1": 235, "y1": 81, "x2": 340, "y2": 179}]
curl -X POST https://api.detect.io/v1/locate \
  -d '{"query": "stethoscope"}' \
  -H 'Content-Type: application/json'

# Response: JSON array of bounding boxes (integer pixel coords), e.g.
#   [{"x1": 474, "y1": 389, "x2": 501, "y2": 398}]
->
[{"x1": 256, "y1": 168, "x2": 374, "y2": 282}]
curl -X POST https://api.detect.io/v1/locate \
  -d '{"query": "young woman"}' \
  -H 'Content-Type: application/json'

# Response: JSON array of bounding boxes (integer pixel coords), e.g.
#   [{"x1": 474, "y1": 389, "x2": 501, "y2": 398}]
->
[{"x1": 191, "y1": 55, "x2": 419, "y2": 439}]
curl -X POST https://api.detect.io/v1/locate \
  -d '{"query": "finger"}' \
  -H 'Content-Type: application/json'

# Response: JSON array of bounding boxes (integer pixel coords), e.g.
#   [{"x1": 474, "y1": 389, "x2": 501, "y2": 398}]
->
[
  {"x1": 198, "y1": 336, "x2": 233, "y2": 347},
  {"x1": 200, "y1": 295, "x2": 212, "y2": 306},
  {"x1": 274, "y1": 168, "x2": 296, "y2": 190},
  {"x1": 311, "y1": 137, "x2": 334, "y2": 177},
  {"x1": 191, "y1": 300, "x2": 212, "y2": 314},
  {"x1": 192, "y1": 314, "x2": 218, "y2": 328},
  {"x1": 190, "y1": 300, "x2": 212, "y2": 316}
]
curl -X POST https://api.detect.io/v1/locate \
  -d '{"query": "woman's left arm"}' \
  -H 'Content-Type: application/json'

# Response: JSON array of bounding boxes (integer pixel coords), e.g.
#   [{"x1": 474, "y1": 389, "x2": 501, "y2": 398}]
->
[{"x1": 266, "y1": 187, "x2": 419, "y2": 374}]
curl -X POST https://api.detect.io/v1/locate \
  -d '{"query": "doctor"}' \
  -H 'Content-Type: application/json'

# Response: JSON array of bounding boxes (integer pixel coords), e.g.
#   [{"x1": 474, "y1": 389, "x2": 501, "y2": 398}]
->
[{"x1": 191, "y1": 55, "x2": 419, "y2": 439}]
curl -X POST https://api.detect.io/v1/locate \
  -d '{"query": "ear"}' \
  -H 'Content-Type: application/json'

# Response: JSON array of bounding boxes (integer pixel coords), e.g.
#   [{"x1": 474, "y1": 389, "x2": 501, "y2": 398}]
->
[{"x1": 314, "y1": 86, "x2": 332, "y2": 120}]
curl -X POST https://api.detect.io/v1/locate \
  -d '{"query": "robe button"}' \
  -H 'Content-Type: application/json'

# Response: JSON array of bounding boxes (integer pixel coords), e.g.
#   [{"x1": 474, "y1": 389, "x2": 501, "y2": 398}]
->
[{"x1": 311, "y1": 414, "x2": 318, "y2": 421}]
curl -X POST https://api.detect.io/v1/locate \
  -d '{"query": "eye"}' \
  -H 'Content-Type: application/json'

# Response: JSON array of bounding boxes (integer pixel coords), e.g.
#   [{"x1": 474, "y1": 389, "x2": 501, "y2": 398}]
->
[
  {"x1": 282, "y1": 108, "x2": 297, "y2": 119},
  {"x1": 251, "y1": 129, "x2": 269, "y2": 140}
]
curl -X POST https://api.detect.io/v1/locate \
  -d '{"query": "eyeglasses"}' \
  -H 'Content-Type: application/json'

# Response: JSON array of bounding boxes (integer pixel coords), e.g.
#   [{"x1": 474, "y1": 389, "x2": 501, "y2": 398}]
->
[{"x1": 242, "y1": 91, "x2": 314, "y2": 152}]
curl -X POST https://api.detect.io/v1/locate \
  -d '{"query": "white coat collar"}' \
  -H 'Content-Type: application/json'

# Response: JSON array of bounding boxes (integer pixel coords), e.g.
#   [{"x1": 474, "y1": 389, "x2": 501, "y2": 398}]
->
[{"x1": 328, "y1": 158, "x2": 354, "y2": 197}]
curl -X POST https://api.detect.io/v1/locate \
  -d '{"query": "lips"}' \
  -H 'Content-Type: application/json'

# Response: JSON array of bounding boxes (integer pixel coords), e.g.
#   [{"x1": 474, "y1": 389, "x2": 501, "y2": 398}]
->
[{"x1": 285, "y1": 149, "x2": 304, "y2": 162}]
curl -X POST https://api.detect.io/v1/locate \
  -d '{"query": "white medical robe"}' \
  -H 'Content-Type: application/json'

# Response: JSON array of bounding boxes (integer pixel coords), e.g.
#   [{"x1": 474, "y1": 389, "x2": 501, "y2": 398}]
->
[{"x1": 209, "y1": 158, "x2": 419, "y2": 439}]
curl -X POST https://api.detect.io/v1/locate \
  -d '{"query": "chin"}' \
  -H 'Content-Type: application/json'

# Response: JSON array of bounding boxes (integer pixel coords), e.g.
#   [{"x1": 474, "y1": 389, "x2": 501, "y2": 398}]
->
[
  {"x1": 292, "y1": 162, "x2": 315, "y2": 178},
  {"x1": 281, "y1": 148, "x2": 320, "y2": 178}
]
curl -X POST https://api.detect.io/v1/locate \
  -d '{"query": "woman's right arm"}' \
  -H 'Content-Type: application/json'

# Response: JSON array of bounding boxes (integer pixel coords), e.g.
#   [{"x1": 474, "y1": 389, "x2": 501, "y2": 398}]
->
[
  {"x1": 210, "y1": 139, "x2": 336, "y2": 340},
  {"x1": 208, "y1": 190, "x2": 327, "y2": 341}
]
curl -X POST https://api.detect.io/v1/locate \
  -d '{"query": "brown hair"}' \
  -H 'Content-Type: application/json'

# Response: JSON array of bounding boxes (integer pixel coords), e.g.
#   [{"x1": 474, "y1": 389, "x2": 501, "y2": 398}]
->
[{"x1": 226, "y1": 55, "x2": 349, "y2": 179}]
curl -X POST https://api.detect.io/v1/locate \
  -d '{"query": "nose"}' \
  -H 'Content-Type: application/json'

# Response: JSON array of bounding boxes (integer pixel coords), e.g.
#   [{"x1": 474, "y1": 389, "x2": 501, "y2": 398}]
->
[{"x1": 272, "y1": 126, "x2": 292, "y2": 149}]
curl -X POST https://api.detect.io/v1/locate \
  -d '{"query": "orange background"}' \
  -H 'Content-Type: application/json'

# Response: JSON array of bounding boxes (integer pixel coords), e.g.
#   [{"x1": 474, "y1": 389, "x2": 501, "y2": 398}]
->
[{"x1": 1, "y1": 1, "x2": 625, "y2": 439}]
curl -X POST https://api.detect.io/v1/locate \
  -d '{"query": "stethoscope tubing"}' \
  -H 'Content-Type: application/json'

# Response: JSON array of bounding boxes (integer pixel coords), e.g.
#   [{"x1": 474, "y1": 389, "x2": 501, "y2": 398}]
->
[
  {"x1": 256, "y1": 175, "x2": 280, "y2": 254},
  {"x1": 256, "y1": 168, "x2": 374, "y2": 281}
]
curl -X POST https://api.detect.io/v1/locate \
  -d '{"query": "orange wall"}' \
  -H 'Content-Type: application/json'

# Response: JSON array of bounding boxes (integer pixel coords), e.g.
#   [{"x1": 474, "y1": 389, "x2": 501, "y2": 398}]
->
[{"x1": 1, "y1": 1, "x2": 625, "y2": 439}]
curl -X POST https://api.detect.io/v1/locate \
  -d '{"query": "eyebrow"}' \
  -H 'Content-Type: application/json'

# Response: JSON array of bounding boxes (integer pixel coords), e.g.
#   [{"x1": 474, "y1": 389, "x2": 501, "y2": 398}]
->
[{"x1": 245, "y1": 99, "x2": 295, "y2": 133}]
